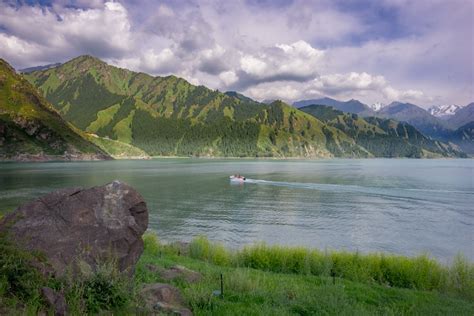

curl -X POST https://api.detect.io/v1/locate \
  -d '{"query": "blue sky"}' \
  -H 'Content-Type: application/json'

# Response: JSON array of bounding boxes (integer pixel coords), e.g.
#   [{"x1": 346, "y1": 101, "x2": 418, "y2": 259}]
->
[{"x1": 0, "y1": 0, "x2": 472, "y2": 107}]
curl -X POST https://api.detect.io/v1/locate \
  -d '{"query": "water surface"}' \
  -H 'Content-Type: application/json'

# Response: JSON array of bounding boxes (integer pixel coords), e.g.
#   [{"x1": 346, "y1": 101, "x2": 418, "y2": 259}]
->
[{"x1": 0, "y1": 159, "x2": 472, "y2": 262}]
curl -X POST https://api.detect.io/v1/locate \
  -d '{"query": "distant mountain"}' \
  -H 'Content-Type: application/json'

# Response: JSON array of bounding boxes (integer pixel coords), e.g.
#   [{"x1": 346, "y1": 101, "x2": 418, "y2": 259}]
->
[
  {"x1": 376, "y1": 102, "x2": 451, "y2": 138},
  {"x1": 370, "y1": 102, "x2": 385, "y2": 112},
  {"x1": 299, "y1": 104, "x2": 464, "y2": 158},
  {"x1": 25, "y1": 55, "x2": 373, "y2": 158},
  {"x1": 446, "y1": 103, "x2": 474, "y2": 129},
  {"x1": 293, "y1": 97, "x2": 375, "y2": 116},
  {"x1": 224, "y1": 91, "x2": 256, "y2": 103},
  {"x1": 19, "y1": 63, "x2": 61, "y2": 73},
  {"x1": 442, "y1": 122, "x2": 474, "y2": 154},
  {"x1": 0, "y1": 59, "x2": 109, "y2": 161},
  {"x1": 261, "y1": 99, "x2": 277, "y2": 105},
  {"x1": 428, "y1": 104, "x2": 463, "y2": 118}
]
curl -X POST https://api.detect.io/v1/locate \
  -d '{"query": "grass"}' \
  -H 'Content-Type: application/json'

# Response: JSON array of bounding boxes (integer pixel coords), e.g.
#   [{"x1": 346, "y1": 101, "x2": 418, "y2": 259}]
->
[
  {"x1": 137, "y1": 235, "x2": 474, "y2": 315},
  {"x1": 185, "y1": 236, "x2": 474, "y2": 300},
  {"x1": 0, "y1": 233, "x2": 473, "y2": 315},
  {"x1": 84, "y1": 133, "x2": 149, "y2": 158}
]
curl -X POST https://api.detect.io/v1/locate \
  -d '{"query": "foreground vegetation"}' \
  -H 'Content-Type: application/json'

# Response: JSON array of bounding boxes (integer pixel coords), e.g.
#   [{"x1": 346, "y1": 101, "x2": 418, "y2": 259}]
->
[{"x1": 1, "y1": 233, "x2": 473, "y2": 315}]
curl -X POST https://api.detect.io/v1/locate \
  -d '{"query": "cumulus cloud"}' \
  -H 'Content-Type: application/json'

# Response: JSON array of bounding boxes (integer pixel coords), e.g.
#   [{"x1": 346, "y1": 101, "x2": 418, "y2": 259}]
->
[
  {"x1": 0, "y1": 1, "x2": 133, "y2": 66},
  {"x1": 229, "y1": 40, "x2": 324, "y2": 89},
  {"x1": 312, "y1": 72, "x2": 387, "y2": 94},
  {"x1": 219, "y1": 71, "x2": 239, "y2": 86},
  {"x1": 309, "y1": 72, "x2": 428, "y2": 103},
  {"x1": 245, "y1": 82, "x2": 303, "y2": 101},
  {"x1": 242, "y1": 71, "x2": 428, "y2": 104}
]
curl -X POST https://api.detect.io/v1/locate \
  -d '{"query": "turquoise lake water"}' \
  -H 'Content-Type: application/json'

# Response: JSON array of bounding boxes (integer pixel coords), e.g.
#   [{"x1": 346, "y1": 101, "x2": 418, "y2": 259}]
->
[{"x1": 0, "y1": 159, "x2": 472, "y2": 262}]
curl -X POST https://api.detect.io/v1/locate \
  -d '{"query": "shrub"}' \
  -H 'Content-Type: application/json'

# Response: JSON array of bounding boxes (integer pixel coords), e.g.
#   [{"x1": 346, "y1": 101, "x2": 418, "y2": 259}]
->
[
  {"x1": 0, "y1": 235, "x2": 47, "y2": 303},
  {"x1": 81, "y1": 267, "x2": 129, "y2": 313},
  {"x1": 143, "y1": 233, "x2": 161, "y2": 257}
]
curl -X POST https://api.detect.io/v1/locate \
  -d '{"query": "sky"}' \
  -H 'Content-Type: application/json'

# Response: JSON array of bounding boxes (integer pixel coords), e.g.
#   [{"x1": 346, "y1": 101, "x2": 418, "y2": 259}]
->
[{"x1": 0, "y1": 0, "x2": 473, "y2": 108}]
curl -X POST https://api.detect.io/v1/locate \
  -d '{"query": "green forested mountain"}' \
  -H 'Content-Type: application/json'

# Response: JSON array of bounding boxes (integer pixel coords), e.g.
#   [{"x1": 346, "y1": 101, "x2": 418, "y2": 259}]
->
[
  {"x1": 24, "y1": 56, "x2": 367, "y2": 158},
  {"x1": 299, "y1": 104, "x2": 465, "y2": 158},
  {"x1": 0, "y1": 59, "x2": 110, "y2": 161},
  {"x1": 25, "y1": 56, "x2": 463, "y2": 158}
]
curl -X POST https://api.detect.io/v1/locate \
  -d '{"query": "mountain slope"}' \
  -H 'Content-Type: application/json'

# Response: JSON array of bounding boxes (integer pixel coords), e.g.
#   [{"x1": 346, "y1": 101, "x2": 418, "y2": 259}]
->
[
  {"x1": 437, "y1": 121, "x2": 474, "y2": 155},
  {"x1": 377, "y1": 102, "x2": 451, "y2": 138},
  {"x1": 300, "y1": 105, "x2": 464, "y2": 158},
  {"x1": 0, "y1": 59, "x2": 110, "y2": 161},
  {"x1": 446, "y1": 103, "x2": 474, "y2": 129},
  {"x1": 26, "y1": 55, "x2": 370, "y2": 158},
  {"x1": 294, "y1": 97, "x2": 375, "y2": 116}
]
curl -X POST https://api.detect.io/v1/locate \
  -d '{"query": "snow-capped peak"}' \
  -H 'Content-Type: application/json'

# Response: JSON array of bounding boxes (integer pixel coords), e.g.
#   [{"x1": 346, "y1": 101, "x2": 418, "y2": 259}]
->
[
  {"x1": 370, "y1": 102, "x2": 385, "y2": 112},
  {"x1": 428, "y1": 104, "x2": 462, "y2": 117}
]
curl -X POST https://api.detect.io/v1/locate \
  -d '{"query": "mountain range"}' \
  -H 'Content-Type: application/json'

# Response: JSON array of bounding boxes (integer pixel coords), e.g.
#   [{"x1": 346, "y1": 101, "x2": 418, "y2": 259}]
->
[
  {"x1": 0, "y1": 55, "x2": 468, "y2": 160},
  {"x1": 299, "y1": 104, "x2": 460, "y2": 158},
  {"x1": 293, "y1": 97, "x2": 473, "y2": 154},
  {"x1": 25, "y1": 55, "x2": 370, "y2": 158}
]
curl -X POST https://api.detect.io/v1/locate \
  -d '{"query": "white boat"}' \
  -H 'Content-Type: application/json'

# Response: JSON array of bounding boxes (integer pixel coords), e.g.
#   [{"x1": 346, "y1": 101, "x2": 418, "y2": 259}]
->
[{"x1": 229, "y1": 175, "x2": 246, "y2": 183}]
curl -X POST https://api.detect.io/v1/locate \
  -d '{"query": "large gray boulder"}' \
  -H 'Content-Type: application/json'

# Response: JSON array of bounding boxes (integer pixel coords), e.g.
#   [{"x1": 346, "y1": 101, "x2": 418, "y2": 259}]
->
[{"x1": 0, "y1": 180, "x2": 148, "y2": 276}]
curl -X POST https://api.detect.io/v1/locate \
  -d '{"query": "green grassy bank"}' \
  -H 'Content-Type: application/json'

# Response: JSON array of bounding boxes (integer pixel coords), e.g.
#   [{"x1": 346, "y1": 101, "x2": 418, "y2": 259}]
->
[{"x1": 1, "y1": 233, "x2": 473, "y2": 315}]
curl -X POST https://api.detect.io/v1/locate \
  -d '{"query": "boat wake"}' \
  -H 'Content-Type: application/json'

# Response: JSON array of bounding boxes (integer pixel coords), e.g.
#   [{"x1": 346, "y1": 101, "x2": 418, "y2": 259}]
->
[{"x1": 242, "y1": 178, "x2": 473, "y2": 196}]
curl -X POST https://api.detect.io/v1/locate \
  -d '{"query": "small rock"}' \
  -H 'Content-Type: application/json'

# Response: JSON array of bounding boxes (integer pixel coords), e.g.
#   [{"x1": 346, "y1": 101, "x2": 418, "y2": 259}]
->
[
  {"x1": 141, "y1": 283, "x2": 192, "y2": 316},
  {"x1": 41, "y1": 287, "x2": 67, "y2": 316},
  {"x1": 146, "y1": 263, "x2": 162, "y2": 273},
  {"x1": 161, "y1": 265, "x2": 202, "y2": 283}
]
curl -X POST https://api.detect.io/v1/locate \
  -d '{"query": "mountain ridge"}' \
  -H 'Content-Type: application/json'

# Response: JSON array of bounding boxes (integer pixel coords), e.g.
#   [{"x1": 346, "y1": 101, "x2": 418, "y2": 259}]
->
[{"x1": 24, "y1": 55, "x2": 465, "y2": 158}]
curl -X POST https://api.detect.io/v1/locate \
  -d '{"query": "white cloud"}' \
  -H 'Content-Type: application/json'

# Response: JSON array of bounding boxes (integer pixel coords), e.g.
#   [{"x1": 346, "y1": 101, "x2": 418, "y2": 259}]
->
[
  {"x1": 312, "y1": 72, "x2": 388, "y2": 94},
  {"x1": 219, "y1": 71, "x2": 239, "y2": 86},
  {"x1": 235, "y1": 40, "x2": 324, "y2": 88},
  {"x1": 245, "y1": 82, "x2": 302, "y2": 101},
  {"x1": 308, "y1": 72, "x2": 428, "y2": 104}
]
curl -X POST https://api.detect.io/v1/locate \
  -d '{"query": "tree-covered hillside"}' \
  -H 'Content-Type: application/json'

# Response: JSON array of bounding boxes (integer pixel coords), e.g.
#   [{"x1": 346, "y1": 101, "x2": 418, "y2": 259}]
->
[
  {"x1": 0, "y1": 59, "x2": 110, "y2": 161},
  {"x1": 25, "y1": 56, "x2": 463, "y2": 158},
  {"x1": 25, "y1": 56, "x2": 369, "y2": 158}
]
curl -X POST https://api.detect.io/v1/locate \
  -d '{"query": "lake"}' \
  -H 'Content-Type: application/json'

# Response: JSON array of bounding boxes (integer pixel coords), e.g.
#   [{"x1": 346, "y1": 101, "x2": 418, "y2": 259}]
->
[{"x1": 0, "y1": 159, "x2": 472, "y2": 262}]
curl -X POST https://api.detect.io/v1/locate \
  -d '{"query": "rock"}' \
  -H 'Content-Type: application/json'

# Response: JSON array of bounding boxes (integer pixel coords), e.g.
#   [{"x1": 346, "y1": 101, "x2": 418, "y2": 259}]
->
[
  {"x1": 0, "y1": 180, "x2": 148, "y2": 276},
  {"x1": 145, "y1": 264, "x2": 202, "y2": 283},
  {"x1": 41, "y1": 287, "x2": 67, "y2": 316},
  {"x1": 161, "y1": 265, "x2": 203, "y2": 283},
  {"x1": 146, "y1": 264, "x2": 161, "y2": 273},
  {"x1": 140, "y1": 283, "x2": 192, "y2": 316}
]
